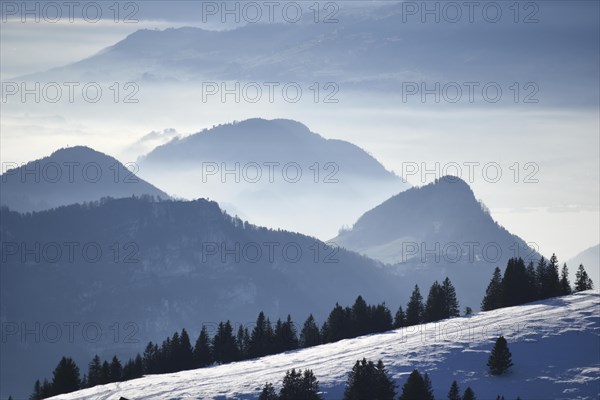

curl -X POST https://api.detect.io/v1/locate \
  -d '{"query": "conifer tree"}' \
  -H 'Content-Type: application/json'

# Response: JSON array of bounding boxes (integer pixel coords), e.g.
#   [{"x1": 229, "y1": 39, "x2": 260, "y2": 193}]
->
[
  {"x1": 40, "y1": 379, "x2": 52, "y2": 399},
  {"x1": 423, "y1": 373, "x2": 434, "y2": 400},
  {"x1": 29, "y1": 379, "x2": 42, "y2": 400},
  {"x1": 501, "y1": 258, "x2": 529, "y2": 306},
  {"x1": 487, "y1": 336, "x2": 513, "y2": 375},
  {"x1": 399, "y1": 369, "x2": 432, "y2": 400},
  {"x1": 535, "y1": 256, "x2": 547, "y2": 297},
  {"x1": 525, "y1": 261, "x2": 538, "y2": 302},
  {"x1": 100, "y1": 361, "x2": 111, "y2": 384},
  {"x1": 212, "y1": 321, "x2": 239, "y2": 364},
  {"x1": 193, "y1": 326, "x2": 213, "y2": 367},
  {"x1": 279, "y1": 369, "x2": 322, "y2": 400},
  {"x1": 575, "y1": 264, "x2": 594, "y2": 291},
  {"x1": 463, "y1": 387, "x2": 476, "y2": 400},
  {"x1": 323, "y1": 303, "x2": 352, "y2": 343},
  {"x1": 259, "y1": 382, "x2": 279, "y2": 400},
  {"x1": 481, "y1": 267, "x2": 503, "y2": 311},
  {"x1": 406, "y1": 285, "x2": 424, "y2": 326},
  {"x1": 447, "y1": 380, "x2": 460, "y2": 400},
  {"x1": 394, "y1": 306, "x2": 406, "y2": 328},
  {"x1": 424, "y1": 281, "x2": 445, "y2": 322},
  {"x1": 343, "y1": 358, "x2": 395, "y2": 400},
  {"x1": 559, "y1": 263, "x2": 572, "y2": 295},
  {"x1": 51, "y1": 357, "x2": 81, "y2": 396},
  {"x1": 351, "y1": 295, "x2": 370, "y2": 337},
  {"x1": 543, "y1": 253, "x2": 562, "y2": 298},
  {"x1": 370, "y1": 303, "x2": 394, "y2": 333},
  {"x1": 442, "y1": 277, "x2": 460, "y2": 318},
  {"x1": 250, "y1": 312, "x2": 275, "y2": 357},
  {"x1": 178, "y1": 328, "x2": 195, "y2": 370},
  {"x1": 109, "y1": 356, "x2": 122, "y2": 382},
  {"x1": 300, "y1": 314, "x2": 321, "y2": 348},
  {"x1": 87, "y1": 355, "x2": 102, "y2": 387},
  {"x1": 236, "y1": 325, "x2": 251, "y2": 359}
]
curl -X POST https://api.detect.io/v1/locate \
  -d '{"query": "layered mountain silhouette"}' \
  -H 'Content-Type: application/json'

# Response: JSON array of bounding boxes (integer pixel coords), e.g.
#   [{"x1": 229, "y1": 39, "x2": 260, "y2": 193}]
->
[
  {"x1": 0, "y1": 196, "x2": 398, "y2": 398},
  {"x1": 15, "y1": 3, "x2": 597, "y2": 106},
  {"x1": 138, "y1": 118, "x2": 409, "y2": 239},
  {"x1": 333, "y1": 176, "x2": 540, "y2": 308},
  {"x1": 0, "y1": 146, "x2": 169, "y2": 212}
]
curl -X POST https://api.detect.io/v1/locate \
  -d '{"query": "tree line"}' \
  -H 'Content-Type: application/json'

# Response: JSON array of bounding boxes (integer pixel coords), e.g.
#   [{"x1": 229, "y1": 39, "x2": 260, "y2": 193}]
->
[
  {"x1": 29, "y1": 276, "x2": 461, "y2": 399},
  {"x1": 481, "y1": 255, "x2": 593, "y2": 311}
]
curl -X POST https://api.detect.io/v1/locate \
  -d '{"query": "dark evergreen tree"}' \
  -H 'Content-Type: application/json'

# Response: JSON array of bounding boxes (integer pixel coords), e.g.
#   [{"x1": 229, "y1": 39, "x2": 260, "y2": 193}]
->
[
  {"x1": 322, "y1": 303, "x2": 352, "y2": 343},
  {"x1": 405, "y1": 285, "x2": 424, "y2": 326},
  {"x1": 542, "y1": 254, "x2": 561, "y2": 298},
  {"x1": 300, "y1": 314, "x2": 321, "y2": 348},
  {"x1": 109, "y1": 356, "x2": 123, "y2": 382},
  {"x1": 525, "y1": 261, "x2": 538, "y2": 302},
  {"x1": 212, "y1": 321, "x2": 239, "y2": 364},
  {"x1": 259, "y1": 382, "x2": 279, "y2": 400},
  {"x1": 249, "y1": 312, "x2": 275, "y2": 357},
  {"x1": 399, "y1": 369, "x2": 432, "y2": 400},
  {"x1": 279, "y1": 369, "x2": 322, "y2": 400},
  {"x1": 40, "y1": 379, "x2": 52, "y2": 399},
  {"x1": 193, "y1": 326, "x2": 213, "y2": 367},
  {"x1": 236, "y1": 325, "x2": 251, "y2": 359},
  {"x1": 176, "y1": 328, "x2": 195, "y2": 370},
  {"x1": 442, "y1": 277, "x2": 460, "y2": 318},
  {"x1": 447, "y1": 380, "x2": 460, "y2": 400},
  {"x1": 481, "y1": 267, "x2": 503, "y2": 311},
  {"x1": 51, "y1": 357, "x2": 81, "y2": 396},
  {"x1": 535, "y1": 256, "x2": 547, "y2": 297},
  {"x1": 394, "y1": 306, "x2": 406, "y2": 328},
  {"x1": 87, "y1": 355, "x2": 102, "y2": 387},
  {"x1": 369, "y1": 303, "x2": 394, "y2": 333},
  {"x1": 343, "y1": 358, "x2": 395, "y2": 400},
  {"x1": 487, "y1": 336, "x2": 513, "y2": 375},
  {"x1": 29, "y1": 379, "x2": 42, "y2": 400},
  {"x1": 501, "y1": 258, "x2": 529, "y2": 307},
  {"x1": 351, "y1": 295, "x2": 370, "y2": 337},
  {"x1": 423, "y1": 373, "x2": 434, "y2": 400},
  {"x1": 464, "y1": 307, "x2": 473, "y2": 317},
  {"x1": 100, "y1": 360, "x2": 111, "y2": 384},
  {"x1": 142, "y1": 341, "x2": 159, "y2": 373},
  {"x1": 560, "y1": 263, "x2": 572, "y2": 295},
  {"x1": 463, "y1": 387, "x2": 476, "y2": 400},
  {"x1": 274, "y1": 315, "x2": 299, "y2": 353},
  {"x1": 425, "y1": 281, "x2": 445, "y2": 322},
  {"x1": 575, "y1": 264, "x2": 594, "y2": 292}
]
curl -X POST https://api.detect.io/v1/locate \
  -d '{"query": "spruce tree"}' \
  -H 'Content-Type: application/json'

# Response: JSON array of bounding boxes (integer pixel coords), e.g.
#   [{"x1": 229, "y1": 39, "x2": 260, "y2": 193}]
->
[
  {"x1": 525, "y1": 261, "x2": 538, "y2": 302},
  {"x1": 351, "y1": 295, "x2": 370, "y2": 337},
  {"x1": 447, "y1": 380, "x2": 460, "y2": 400},
  {"x1": 300, "y1": 314, "x2": 321, "y2": 348},
  {"x1": 178, "y1": 328, "x2": 195, "y2": 370},
  {"x1": 142, "y1": 341, "x2": 158, "y2": 373},
  {"x1": 343, "y1": 358, "x2": 395, "y2": 400},
  {"x1": 279, "y1": 369, "x2": 322, "y2": 400},
  {"x1": 424, "y1": 281, "x2": 445, "y2": 322},
  {"x1": 87, "y1": 355, "x2": 102, "y2": 387},
  {"x1": 109, "y1": 356, "x2": 122, "y2": 382},
  {"x1": 543, "y1": 253, "x2": 562, "y2": 298},
  {"x1": 250, "y1": 312, "x2": 275, "y2": 357},
  {"x1": 399, "y1": 369, "x2": 432, "y2": 400},
  {"x1": 40, "y1": 379, "x2": 52, "y2": 399},
  {"x1": 29, "y1": 379, "x2": 42, "y2": 400},
  {"x1": 51, "y1": 357, "x2": 81, "y2": 396},
  {"x1": 236, "y1": 325, "x2": 250, "y2": 359},
  {"x1": 463, "y1": 387, "x2": 476, "y2": 400},
  {"x1": 193, "y1": 326, "x2": 213, "y2": 367},
  {"x1": 394, "y1": 306, "x2": 406, "y2": 328},
  {"x1": 100, "y1": 361, "x2": 111, "y2": 384},
  {"x1": 406, "y1": 285, "x2": 424, "y2": 326},
  {"x1": 535, "y1": 256, "x2": 547, "y2": 298},
  {"x1": 323, "y1": 303, "x2": 352, "y2": 343},
  {"x1": 559, "y1": 263, "x2": 572, "y2": 295},
  {"x1": 423, "y1": 373, "x2": 434, "y2": 400},
  {"x1": 481, "y1": 267, "x2": 503, "y2": 311},
  {"x1": 259, "y1": 382, "x2": 279, "y2": 400},
  {"x1": 370, "y1": 303, "x2": 393, "y2": 333},
  {"x1": 442, "y1": 277, "x2": 460, "y2": 318},
  {"x1": 501, "y1": 258, "x2": 529, "y2": 307},
  {"x1": 212, "y1": 321, "x2": 239, "y2": 364},
  {"x1": 575, "y1": 264, "x2": 594, "y2": 291},
  {"x1": 487, "y1": 336, "x2": 513, "y2": 375}
]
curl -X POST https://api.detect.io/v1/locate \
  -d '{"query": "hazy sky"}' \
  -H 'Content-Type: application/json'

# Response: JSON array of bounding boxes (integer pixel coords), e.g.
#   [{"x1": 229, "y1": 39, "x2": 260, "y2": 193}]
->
[{"x1": 1, "y1": 0, "x2": 598, "y2": 260}]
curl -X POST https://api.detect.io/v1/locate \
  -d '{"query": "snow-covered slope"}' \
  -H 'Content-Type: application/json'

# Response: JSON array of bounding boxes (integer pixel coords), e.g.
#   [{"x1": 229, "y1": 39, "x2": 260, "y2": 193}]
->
[{"x1": 52, "y1": 291, "x2": 600, "y2": 400}]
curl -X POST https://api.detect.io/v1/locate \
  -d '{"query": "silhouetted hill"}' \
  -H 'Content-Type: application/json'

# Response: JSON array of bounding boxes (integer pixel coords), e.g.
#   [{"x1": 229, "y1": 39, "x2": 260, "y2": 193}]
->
[
  {"x1": 0, "y1": 196, "x2": 398, "y2": 398},
  {"x1": 0, "y1": 146, "x2": 170, "y2": 212}
]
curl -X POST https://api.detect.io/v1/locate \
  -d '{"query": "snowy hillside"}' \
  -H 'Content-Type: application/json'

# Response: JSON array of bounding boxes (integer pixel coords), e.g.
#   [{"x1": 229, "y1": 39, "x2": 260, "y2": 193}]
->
[{"x1": 51, "y1": 291, "x2": 600, "y2": 400}]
